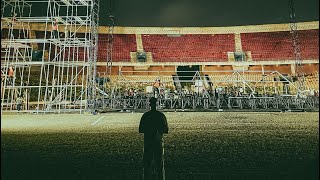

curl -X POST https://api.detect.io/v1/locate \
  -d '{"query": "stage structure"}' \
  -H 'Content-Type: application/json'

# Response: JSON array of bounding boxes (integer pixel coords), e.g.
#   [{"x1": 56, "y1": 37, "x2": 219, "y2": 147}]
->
[
  {"x1": 106, "y1": 1, "x2": 114, "y2": 78},
  {"x1": 114, "y1": 70, "x2": 303, "y2": 95},
  {"x1": 1, "y1": 0, "x2": 100, "y2": 113},
  {"x1": 289, "y1": 0, "x2": 305, "y2": 92},
  {"x1": 93, "y1": 70, "x2": 318, "y2": 111}
]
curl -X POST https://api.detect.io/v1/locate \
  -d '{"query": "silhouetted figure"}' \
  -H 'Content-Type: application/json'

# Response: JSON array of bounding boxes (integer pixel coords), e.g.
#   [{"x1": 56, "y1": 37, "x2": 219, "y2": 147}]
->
[{"x1": 139, "y1": 97, "x2": 168, "y2": 180}]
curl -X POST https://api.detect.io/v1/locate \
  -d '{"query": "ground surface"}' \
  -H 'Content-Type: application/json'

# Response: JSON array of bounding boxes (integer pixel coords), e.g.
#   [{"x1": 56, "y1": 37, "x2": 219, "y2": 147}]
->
[{"x1": 1, "y1": 112, "x2": 319, "y2": 180}]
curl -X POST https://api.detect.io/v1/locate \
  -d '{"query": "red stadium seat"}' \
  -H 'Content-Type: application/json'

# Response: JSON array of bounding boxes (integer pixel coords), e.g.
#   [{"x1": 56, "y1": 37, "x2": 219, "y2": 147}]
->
[
  {"x1": 141, "y1": 34, "x2": 235, "y2": 62},
  {"x1": 97, "y1": 34, "x2": 136, "y2": 62},
  {"x1": 241, "y1": 30, "x2": 319, "y2": 61}
]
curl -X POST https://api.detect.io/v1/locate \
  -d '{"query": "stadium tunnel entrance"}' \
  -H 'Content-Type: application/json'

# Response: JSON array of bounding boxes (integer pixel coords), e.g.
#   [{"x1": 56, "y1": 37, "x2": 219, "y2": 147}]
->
[{"x1": 177, "y1": 65, "x2": 200, "y2": 88}]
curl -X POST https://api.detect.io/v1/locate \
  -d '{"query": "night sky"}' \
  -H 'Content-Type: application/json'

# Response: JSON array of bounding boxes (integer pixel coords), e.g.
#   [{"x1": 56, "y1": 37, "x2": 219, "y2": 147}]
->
[
  {"x1": 100, "y1": 0, "x2": 319, "y2": 26},
  {"x1": 19, "y1": 0, "x2": 320, "y2": 27}
]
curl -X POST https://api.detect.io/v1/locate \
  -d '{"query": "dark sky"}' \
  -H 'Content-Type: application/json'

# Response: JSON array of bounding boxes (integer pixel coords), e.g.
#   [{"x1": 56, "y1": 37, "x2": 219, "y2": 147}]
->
[
  {"x1": 19, "y1": 0, "x2": 319, "y2": 27},
  {"x1": 100, "y1": 0, "x2": 319, "y2": 26}
]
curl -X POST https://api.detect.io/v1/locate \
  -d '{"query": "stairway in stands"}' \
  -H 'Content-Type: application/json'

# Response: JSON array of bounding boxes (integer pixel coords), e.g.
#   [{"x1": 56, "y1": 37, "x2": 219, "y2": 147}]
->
[
  {"x1": 172, "y1": 75, "x2": 182, "y2": 92},
  {"x1": 135, "y1": 34, "x2": 144, "y2": 52},
  {"x1": 234, "y1": 33, "x2": 242, "y2": 52}
]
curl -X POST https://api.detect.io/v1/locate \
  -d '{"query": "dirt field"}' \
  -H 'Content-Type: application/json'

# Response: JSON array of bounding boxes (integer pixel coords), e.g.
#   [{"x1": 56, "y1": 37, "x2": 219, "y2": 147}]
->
[{"x1": 1, "y1": 112, "x2": 319, "y2": 180}]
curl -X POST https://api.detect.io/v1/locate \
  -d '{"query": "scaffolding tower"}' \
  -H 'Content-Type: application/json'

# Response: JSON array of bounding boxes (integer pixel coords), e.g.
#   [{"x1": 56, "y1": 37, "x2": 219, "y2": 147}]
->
[
  {"x1": 1, "y1": 0, "x2": 100, "y2": 113},
  {"x1": 288, "y1": 0, "x2": 305, "y2": 92},
  {"x1": 94, "y1": 1, "x2": 114, "y2": 105},
  {"x1": 106, "y1": 0, "x2": 114, "y2": 78}
]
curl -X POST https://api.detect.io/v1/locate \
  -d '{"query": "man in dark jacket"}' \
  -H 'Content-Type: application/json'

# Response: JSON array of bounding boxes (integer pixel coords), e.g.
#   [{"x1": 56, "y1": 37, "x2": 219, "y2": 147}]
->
[{"x1": 139, "y1": 97, "x2": 168, "y2": 180}]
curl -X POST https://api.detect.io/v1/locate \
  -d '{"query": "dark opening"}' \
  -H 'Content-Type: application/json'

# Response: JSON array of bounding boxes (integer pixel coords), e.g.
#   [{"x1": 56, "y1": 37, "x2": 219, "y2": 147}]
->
[{"x1": 177, "y1": 65, "x2": 200, "y2": 87}]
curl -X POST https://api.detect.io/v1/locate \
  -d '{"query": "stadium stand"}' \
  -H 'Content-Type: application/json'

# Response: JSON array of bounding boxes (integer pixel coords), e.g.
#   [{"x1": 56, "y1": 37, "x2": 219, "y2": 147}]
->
[
  {"x1": 109, "y1": 75, "x2": 175, "y2": 89},
  {"x1": 241, "y1": 30, "x2": 319, "y2": 61},
  {"x1": 141, "y1": 34, "x2": 235, "y2": 62},
  {"x1": 98, "y1": 34, "x2": 136, "y2": 62},
  {"x1": 297, "y1": 30, "x2": 319, "y2": 60}
]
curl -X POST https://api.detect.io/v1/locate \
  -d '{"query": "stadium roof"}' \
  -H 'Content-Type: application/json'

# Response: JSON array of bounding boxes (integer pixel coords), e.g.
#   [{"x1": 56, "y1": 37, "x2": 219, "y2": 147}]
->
[{"x1": 26, "y1": 0, "x2": 319, "y2": 27}]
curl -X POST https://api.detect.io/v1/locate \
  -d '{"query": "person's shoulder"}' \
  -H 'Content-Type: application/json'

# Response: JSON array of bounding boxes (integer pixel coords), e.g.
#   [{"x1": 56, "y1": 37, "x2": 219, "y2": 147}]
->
[
  {"x1": 142, "y1": 110, "x2": 152, "y2": 116},
  {"x1": 156, "y1": 110, "x2": 166, "y2": 116}
]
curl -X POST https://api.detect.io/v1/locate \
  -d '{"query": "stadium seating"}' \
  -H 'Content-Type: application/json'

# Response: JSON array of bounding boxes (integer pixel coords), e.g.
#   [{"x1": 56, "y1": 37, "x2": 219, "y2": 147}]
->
[
  {"x1": 301, "y1": 73, "x2": 319, "y2": 90},
  {"x1": 109, "y1": 75, "x2": 175, "y2": 89},
  {"x1": 32, "y1": 30, "x2": 318, "y2": 62},
  {"x1": 141, "y1": 34, "x2": 235, "y2": 62},
  {"x1": 98, "y1": 34, "x2": 136, "y2": 62},
  {"x1": 241, "y1": 30, "x2": 319, "y2": 61},
  {"x1": 297, "y1": 30, "x2": 319, "y2": 60},
  {"x1": 208, "y1": 73, "x2": 319, "y2": 95}
]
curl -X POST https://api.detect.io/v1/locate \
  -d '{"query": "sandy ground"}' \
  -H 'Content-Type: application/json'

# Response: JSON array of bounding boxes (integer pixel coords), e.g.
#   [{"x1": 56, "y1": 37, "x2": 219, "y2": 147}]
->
[
  {"x1": 1, "y1": 112, "x2": 319, "y2": 180},
  {"x1": 1, "y1": 112, "x2": 319, "y2": 132}
]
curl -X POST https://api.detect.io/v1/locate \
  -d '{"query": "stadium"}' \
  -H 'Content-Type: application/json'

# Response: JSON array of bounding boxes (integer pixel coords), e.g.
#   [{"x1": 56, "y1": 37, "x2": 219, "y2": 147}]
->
[{"x1": 1, "y1": 0, "x2": 319, "y2": 180}]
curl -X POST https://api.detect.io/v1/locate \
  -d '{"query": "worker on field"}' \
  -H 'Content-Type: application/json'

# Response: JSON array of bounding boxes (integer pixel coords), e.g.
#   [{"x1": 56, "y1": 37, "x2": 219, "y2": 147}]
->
[
  {"x1": 16, "y1": 95, "x2": 23, "y2": 111},
  {"x1": 139, "y1": 97, "x2": 168, "y2": 180},
  {"x1": 153, "y1": 79, "x2": 161, "y2": 97}
]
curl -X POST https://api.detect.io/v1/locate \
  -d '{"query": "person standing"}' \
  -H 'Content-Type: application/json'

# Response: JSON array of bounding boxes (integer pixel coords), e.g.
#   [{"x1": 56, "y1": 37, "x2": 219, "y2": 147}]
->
[
  {"x1": 153, "y1": 79, "x2": 161, "y2": 97},
  {"x1": 139, "y1": 97, "x2": 168, "y2": 180},
  {"x1": 52, "y1": 19, "x2": 59, "y2": 39},
  {"x1": 16, "y1": 96, "x2": 22, "y2": 111},
  {"x1": 64, "y1": 26, "x2": 69, "y2": 39},
  {"x1": 239, "y1": 86, "x2": 244, "y2": 96},
  {"x1": 8, "y1": 66, "x2": 14, "y2": 85}
]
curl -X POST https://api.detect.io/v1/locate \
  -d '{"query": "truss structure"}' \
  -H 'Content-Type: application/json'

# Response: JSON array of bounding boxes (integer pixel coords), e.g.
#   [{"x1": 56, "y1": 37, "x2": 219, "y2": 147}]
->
[
  {"x1": 114, "y1": 70, "x2": 304, "y2": 95},
  {"x1": 1, "y1": 0, "x2": 100, "y2": 113},
  {"x1": 92, "y1": 70, "x2": 318, "y2": 111},
  {"x1": 95, "y1": 95, "x2": 319, "y2": 111},
  {"x1": 288, "y1": 0, "x2": 305, "y2": 91},
  {"x1": 93, "y1": 2, "x2": 114, "y2": 106},
  {"x1": 106, "y1": 13, "x2": 114, "y2": 78}
]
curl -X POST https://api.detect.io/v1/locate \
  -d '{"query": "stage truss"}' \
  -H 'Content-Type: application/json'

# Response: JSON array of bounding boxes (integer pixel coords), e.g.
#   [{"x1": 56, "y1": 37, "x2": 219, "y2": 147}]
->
[
  {"x1": 1, "y1": 0, "x2": 100, "y2": 113},
  {"x1": 92, "y1": 70, "x2": 319, "y2": 111}
]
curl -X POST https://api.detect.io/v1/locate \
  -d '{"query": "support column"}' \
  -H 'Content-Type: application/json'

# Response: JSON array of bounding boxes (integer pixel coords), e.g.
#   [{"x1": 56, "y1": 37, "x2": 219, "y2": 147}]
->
[
  {"x1": 119, "y1": 66, "x2": 122, "y2": 74},
  {"x1": 291, "y1": 64, "x2": 296, "y2": 74},
  {"x1": 202, "y1": 65, "x2": 205, "y2": 72}
]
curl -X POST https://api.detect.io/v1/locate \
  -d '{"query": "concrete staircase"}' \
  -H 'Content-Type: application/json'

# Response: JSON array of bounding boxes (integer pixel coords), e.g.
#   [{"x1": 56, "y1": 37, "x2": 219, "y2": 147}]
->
[
  {"x1": 234, "y1": 33, "x2": 242, "y2": 52},
  {"x1": 135, "y1": 34, "x2": 144, "y2": 52},
  {"x1": 130, "y1": 34, "x2": 153, "y2": 64},
  {"x1": 232, "y1": 33, "x2": 249, "y2": 70}
]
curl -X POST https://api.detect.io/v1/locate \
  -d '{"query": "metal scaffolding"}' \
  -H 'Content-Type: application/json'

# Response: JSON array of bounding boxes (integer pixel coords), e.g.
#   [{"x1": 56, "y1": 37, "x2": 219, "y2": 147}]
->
[
  {"x1": 1, "y1": 0, "x2": 100, "y2": 113},
  {"x1": 92, "y1": 70, "x2": 318, "y2": 111},
  {"x1": 289, "y1": 0, "x2": 305, "y2": 92},
  {"x1": 113, "y1": 70, "x2": 304, "y2": 95},
  {"x1": 106, "y1": 0, "x2": 114, "y2": 78}
]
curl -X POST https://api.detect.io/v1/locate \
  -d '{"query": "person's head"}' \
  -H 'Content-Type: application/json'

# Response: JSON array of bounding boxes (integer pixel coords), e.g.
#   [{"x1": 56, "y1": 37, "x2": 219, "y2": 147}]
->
[{"x1": 149, "y1": 97, "x2": 157, "y2": 110}]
